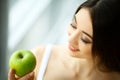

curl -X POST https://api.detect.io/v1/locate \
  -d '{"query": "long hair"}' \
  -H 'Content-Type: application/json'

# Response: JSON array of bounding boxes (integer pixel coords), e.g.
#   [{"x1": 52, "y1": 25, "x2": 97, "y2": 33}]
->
[{"x1": 75, "y1": 0, "x2": 120, "y2": 72}]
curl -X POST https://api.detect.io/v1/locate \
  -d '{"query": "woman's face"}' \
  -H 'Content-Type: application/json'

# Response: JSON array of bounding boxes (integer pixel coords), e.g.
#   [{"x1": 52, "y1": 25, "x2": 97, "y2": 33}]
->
[{"x1": 67, "y1": 8, "x2": 93, "y2": 59}]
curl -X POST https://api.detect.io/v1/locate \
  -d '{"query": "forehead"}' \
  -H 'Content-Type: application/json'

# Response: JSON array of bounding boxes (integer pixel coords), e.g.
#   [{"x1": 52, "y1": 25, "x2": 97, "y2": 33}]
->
[{"x1": 75, "y1": 8, "x2": 93, "y2": 37}]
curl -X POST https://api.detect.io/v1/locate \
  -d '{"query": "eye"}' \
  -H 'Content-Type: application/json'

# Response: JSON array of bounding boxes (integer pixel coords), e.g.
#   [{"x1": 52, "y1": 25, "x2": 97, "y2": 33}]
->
[
  {"x1": 70, "y1": 18, "x2": 77, "y2": 29},
  {"x1": 70, "y1": 23, "x2": 77, "y2": 29},
  {"x1": 80, "y1": 34, "x2": 92, "y2": 44}
]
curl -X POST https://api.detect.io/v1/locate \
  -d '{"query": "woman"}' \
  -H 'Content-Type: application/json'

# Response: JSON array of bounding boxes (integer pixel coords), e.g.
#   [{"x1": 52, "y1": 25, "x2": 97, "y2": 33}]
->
[{"x1": 8, "y1": 0, "x2": 120, "y2": 80}]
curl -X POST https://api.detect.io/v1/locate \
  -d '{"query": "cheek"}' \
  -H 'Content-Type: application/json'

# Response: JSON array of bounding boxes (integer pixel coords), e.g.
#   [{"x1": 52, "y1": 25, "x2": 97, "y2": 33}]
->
[
  {"x1": 67, "y1": 25, "x2": 73, "y2": 36},
  {"x1": 79, "y1": 45, "x2": 92, "y2": 58}
]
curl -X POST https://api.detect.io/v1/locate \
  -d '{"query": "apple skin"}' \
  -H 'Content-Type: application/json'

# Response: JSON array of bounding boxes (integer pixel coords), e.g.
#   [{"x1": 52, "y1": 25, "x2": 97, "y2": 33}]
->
[{"x1": 9, "y1": 50, "x2": 36, "y2": 77}]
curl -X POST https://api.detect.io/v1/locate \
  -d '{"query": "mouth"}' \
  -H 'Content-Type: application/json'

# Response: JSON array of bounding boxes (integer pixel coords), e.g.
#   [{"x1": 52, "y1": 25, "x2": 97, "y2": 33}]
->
[{"x1": 68, "y1": 45, "x2": 80, "y2": 52}]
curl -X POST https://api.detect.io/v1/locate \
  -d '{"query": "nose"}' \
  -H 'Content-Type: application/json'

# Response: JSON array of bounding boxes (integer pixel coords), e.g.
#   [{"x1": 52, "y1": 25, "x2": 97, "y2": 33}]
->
[{"x1": 68, "y1": 31, "x2": 80, "y2": 49}]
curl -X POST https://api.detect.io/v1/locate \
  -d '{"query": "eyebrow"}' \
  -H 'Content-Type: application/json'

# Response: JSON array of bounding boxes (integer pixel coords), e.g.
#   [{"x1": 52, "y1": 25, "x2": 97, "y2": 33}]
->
[{"x1": 82, "y1": 31, "x2": 93, "y2": 39}]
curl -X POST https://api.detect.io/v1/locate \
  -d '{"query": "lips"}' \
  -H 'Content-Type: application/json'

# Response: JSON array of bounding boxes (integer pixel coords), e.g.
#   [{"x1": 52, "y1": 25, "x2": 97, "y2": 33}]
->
[{"x1": 69, "y1": 45, "x2": 80, "y2": 52}]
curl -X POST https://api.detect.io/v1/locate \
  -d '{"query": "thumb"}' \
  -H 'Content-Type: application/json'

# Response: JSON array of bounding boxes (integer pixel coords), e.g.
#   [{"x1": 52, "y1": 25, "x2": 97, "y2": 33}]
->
[{"x1": 8, "y1": 69, "x2": 16, "y2": 80}]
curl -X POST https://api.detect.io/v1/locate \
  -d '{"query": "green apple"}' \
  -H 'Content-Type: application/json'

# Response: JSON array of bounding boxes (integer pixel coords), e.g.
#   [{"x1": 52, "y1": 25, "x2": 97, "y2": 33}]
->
[{"x1": 9, "y1": 50, "x2": 36, "y2": 77}]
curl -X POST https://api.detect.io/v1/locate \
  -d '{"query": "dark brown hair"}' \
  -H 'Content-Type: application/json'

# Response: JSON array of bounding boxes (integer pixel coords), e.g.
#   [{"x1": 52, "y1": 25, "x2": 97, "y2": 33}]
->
[{"x1": 75, "y1": 0, "x2": 120, "y2": 72}]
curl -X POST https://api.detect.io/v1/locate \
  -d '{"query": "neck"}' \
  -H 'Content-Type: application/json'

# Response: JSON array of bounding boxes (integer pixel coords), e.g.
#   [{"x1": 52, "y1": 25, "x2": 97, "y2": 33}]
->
[
  {"x1": 63, "y1": 54, "x2": 120, "y2": 80},
  {"x1": 78, "y1": 58, "x2": 95, "y2": 75}
]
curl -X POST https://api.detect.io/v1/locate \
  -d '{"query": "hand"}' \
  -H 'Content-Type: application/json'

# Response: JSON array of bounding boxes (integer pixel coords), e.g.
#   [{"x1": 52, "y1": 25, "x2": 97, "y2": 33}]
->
[{"x1": 8, "y1": 69, "x2": 34, "y2": 80}]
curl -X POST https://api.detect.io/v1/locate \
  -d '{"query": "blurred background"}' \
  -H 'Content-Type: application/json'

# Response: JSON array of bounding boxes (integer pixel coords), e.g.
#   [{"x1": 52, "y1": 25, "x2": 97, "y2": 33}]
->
[{"x1": 0, "y1": 0, "x2": 85, "y2": 79}]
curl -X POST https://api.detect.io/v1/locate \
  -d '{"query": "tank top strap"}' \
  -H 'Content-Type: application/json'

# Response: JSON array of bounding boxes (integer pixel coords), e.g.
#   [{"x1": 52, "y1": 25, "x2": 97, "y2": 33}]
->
[{"x1": 37, "y1": 44, "x2": 53, "y2": 80}]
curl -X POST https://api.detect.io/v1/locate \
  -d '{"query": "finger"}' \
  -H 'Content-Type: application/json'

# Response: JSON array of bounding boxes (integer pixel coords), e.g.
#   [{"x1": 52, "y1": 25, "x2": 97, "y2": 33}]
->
[
  {"x1": 19, "y1": 72, "x2": 34, "y2": 80},
  {"x1": 8, "y1": 69, "x2": 16, "y2": 80}
]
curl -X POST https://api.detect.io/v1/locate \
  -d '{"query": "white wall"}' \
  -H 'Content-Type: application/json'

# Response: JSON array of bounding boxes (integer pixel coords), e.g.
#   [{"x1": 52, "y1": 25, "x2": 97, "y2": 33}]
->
[{"x1": 8, "y1": 0, "x2": 85, "y2": 53}]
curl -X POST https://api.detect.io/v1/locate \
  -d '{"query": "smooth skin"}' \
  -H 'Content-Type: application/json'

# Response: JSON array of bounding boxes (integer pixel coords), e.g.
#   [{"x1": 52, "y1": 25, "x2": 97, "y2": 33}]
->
[{"x1": 8, "y1": 8, "x2": 120, "y2": 80}]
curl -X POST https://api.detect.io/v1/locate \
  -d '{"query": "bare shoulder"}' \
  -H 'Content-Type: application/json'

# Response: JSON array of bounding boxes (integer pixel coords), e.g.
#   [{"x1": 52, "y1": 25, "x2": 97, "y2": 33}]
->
[
  {"x1": 31, "y1": 45, "x2": 66, "y2": 56},
  {"x1": 51, "y1": 45, "x2": 68, "y2": 59},
  {"x1": 52, "y1": 45, "x2": 67, "y2": 50},
  {"x1": 31, "y1": 44, "x2": 66, "y2": 63},
  {"x1": 30, "y1": 45, "x2": 48, "y2": 68},
  {"x1": 52, "y1": 45, "x2": 67, "y2": 54},
  {"x1": 31, "y1": 45, "x2": 45, "y2": 56},
  {"x1": 30, "y1": 45, "x2": 67, "y2": 77},
  {"x1": 30, "y1": 45, "x2": 46, "y2": 79}
]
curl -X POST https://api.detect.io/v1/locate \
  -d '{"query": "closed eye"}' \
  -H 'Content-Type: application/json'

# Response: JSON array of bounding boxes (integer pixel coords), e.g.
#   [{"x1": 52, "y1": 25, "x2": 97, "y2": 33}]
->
[
  {"x1": 70, "y1": 16, "x2": 77, "y2": 29},
  {"x1": 80, "y1": 34, "x2": 92, "y2": 44},
  {"x1": 70, "y1": 23, "x2": 77, "y2": 29}
]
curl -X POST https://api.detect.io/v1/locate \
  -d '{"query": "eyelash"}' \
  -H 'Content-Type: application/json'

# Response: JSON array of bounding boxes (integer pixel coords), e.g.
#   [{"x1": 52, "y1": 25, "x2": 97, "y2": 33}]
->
[
  {"x1": 80, "y1": 36, "x2": 92, "y2": 44},
  {"x1": 81, "y1": 37, "x2": 91, "y2": 44},
  {"x1": 70, "y1": 23, "x2": 77, "y2": 29}
]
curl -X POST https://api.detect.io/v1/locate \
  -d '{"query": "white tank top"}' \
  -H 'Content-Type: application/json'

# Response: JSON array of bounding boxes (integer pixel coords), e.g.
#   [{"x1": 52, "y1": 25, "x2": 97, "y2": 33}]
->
[{"x1": 37, "y1": 44, "x2": 52, "y2": 80}]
